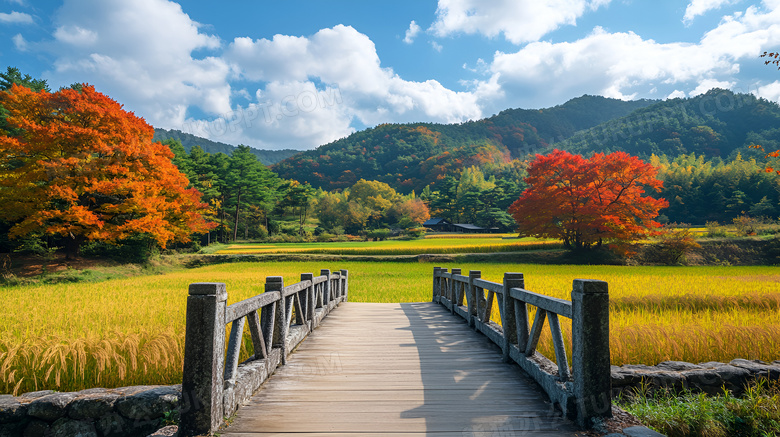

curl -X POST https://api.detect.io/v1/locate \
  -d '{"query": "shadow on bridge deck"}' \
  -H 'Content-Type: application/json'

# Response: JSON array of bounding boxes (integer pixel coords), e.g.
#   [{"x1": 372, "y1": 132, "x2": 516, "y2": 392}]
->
[{"x1": 218, "y1": 302, "x2": 581, "y2": 436}]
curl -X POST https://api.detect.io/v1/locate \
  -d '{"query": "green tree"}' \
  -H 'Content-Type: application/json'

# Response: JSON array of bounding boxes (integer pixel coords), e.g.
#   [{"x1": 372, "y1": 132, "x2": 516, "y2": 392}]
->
[
  {"x1": 278, "y1": 181, "x2": 315, "y2": 235},
  {"x1": 226, "y1": 145, "x2": 277, "y2": 241}
]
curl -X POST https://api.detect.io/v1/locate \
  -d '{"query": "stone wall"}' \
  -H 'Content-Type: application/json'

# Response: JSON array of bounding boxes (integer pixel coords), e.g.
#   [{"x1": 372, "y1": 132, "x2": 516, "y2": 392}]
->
[
  {"x1": 0, "y1": 385, "x2": 181, "y2": 437},
  {"x1": 612, "y1": 359, "x2": 780, "y2": 398}
]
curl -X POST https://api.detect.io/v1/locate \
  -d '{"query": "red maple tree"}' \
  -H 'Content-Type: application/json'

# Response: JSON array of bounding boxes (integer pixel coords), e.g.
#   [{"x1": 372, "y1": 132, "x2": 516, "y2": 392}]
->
[
  {"x1": 508, "y1": 149, "x2": 668, "y2": 250},
  {"x1": 0, "y1": 84, "x2": 214, "y2": 257}
]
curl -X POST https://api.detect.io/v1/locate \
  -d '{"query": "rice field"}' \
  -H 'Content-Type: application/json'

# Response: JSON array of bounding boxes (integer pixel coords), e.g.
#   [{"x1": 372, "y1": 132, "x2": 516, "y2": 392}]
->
[
  {"x1": 212, "y1": 236, "x2": 561, "y2": 255},
  {"x1": 1, "y1": 261, "x2": 778, "y2": 395}
]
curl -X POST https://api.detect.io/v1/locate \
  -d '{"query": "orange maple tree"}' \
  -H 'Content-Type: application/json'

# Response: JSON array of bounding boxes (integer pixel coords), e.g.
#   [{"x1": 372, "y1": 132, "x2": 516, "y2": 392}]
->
[
  {"x1": 508, "y1": 150, "x2": 668, "y2": 250},
  {"x1": 0, "y1": 84, "x2": 214, "y2": 256}
]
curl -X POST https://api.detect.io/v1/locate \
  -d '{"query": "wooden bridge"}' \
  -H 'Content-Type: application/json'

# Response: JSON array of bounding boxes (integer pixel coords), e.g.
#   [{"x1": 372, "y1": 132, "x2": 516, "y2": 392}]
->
[{"x1": 179, "y1": 268, "x2": 611, "y2": 436}]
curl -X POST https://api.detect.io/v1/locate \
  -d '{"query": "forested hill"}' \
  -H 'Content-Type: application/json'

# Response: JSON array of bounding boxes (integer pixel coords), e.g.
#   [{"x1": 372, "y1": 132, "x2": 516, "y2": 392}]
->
[
  {"x1": 557, "y1": 89, "x2": 780, "y2": 159},
  {"x1": 272, "y1": 95, "x2": 656, "y2": 193},
  {"x1": 153, "y1": 128, "x2": 299, "y2": 165}
]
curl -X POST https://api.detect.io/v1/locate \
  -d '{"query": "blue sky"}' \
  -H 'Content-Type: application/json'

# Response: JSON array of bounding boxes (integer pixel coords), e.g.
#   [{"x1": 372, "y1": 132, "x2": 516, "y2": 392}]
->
[{"x1": 2, "y1": 0, "x2": 780, "y2": 150}]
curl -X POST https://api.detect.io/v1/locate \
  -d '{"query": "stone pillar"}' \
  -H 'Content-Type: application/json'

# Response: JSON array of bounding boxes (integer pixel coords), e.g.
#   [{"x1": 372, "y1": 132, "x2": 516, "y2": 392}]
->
[
  {"x1": 340, "y1": 269, "x2": 349, "y2": 302},
  {"x1": 432, "y1": 267, "x2": 441, "y2": 302},
  {"x1": 180, "y1": 283, "x2": 227, "y2": 436},
  {"x1": 571, "y1": 279, "x2": 611, "y2": 427},
  {"x1": 501, "y1": 273, "x2": 523, "y2": 363},
  {"x1": 321, "y1": 269, "x2": 331, "y2": 310},
  {"x1": 302, "y1": 273, "x2": 315, "y2": 331},
  {"x1": 267, "y1": 276, "x2": 287, "y2": 364},
  {"x1": 467, "y1": 270, "x2": 481, "y2": 329},
  {"x1": 450, "y1": 268, "x2": 461, "y2": 313}
]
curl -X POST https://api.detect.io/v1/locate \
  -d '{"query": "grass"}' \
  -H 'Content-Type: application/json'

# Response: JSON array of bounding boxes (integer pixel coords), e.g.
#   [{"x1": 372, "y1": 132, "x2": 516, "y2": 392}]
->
[
  {"x1": 210, "y1": 237, "x2": 560, "y2": 256},
  {"x1": 622, "y1": 379, "x2": 780, "y2": 437},
  {"x1": 1, "y1": 261, "x2": 778, "y2": 395}
]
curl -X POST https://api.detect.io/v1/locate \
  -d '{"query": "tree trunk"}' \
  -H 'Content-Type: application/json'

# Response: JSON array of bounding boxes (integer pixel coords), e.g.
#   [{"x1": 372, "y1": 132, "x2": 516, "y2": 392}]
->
[
  {"x1": 64, "y1": 234, "x2": 85, "y2": 260},
  {"x1": 233, "y1": 189, "x2": 242, "y2": 242},
  {"x1": 220, "y1": 195, "x2": 226, "y2": 243}
]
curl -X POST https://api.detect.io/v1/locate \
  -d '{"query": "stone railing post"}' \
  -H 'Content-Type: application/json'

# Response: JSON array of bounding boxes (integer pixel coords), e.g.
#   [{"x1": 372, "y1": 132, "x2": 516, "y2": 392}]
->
[
  {"x1": 432, "y1": 267, "x2": 441, "y2": 302},
  {"x1": 321, "y1": 269, "x2": 331, "y2": 310},
  {"x1": 571, "y1": 279, "x2": 611, "y2": 427},
  {"x1": 467, "y1": 270, "x2": 480, "y2": 329},
  {"x1": 302, "y1": 273, "x2": 315, "y2": 331},
  {"x1": 180, "y1": 283, "x2": 227, "y2": 437},
  {"x1": 501, "y1": 273, "x2": 523, "y2": 363},
  {"x1": 450, "y1": 268, "x2": 461, "y2": 313},
  {"x1": 267, "y1": 276, "x2": 287, "y2": 364},
  {"x1": 340, "y1": 269, "x2": 349, "y2": 301}
]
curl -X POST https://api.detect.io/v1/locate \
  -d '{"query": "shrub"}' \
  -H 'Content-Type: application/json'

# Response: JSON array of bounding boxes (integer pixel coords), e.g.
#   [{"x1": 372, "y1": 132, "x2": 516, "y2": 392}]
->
[
  {"x1": 81, "y1": 235, "x2": 159, "y2": 263},
  {"x1": 705, "y1": 221, "x2": 728, "y2": 238},
  {"x1": 405, "y1": 227, "x2": 427, "y2": 238},
  {"x1": 733, "y1": 214, "x2": 758, "y2": 236},
  {"x1": 643, "y1": 229, "x2": 701, "y2": 265},
  {"x1": 367, "y1": 228, "x2": 391, "y2": 241}
]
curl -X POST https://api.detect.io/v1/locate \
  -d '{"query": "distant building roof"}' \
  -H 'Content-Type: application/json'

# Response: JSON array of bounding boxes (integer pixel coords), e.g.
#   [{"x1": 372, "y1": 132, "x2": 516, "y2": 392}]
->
[
  {"x1": 452, "y1": 224, "x2": 485, "y2": 230},
  {"x1": 423, "y1": 218, "x2": 451, "y2": 226}
]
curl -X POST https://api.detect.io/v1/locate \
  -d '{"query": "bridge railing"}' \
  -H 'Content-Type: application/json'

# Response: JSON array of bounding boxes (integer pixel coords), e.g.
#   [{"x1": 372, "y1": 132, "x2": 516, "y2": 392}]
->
[
  {"x1": 433, "y1": 267, "x2": 610, "y2": 427},
  {"x1": 180, "y1": 269, "x2": 348, "y2": 436}
]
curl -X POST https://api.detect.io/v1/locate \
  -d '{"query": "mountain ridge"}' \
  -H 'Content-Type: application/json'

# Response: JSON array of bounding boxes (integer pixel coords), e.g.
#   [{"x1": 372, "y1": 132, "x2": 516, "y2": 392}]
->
[
  {"x1": 272, "y1": 94, "x2": 657, "y2": 192},
  {"x1": 152, "y1": 128, "x2": 300, "y2": 165}
]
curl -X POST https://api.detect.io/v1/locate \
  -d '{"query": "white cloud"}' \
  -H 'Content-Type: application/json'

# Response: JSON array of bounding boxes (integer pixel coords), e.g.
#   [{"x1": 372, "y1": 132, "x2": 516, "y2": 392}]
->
[
  {"x1": 477, "y1": 2, "x2": 780, "y2": 110},
  {"x1": 430, "y1": 0, "x2": 611, "y2": 44},
  {"x1": 225, "y1": 25, "x2": 483, "y2": 133},
  {"x1": 35, "y1": 0, "x2": 229, "y2": 129},
  {"x1": 182, "y1": 81, "x2": 355, "y2": 151},
  {"x1": 431, "y1": 41, "x2": 443, "y2": 52},
  {"x1": 684, "y1": 0, "x2": 736, "y2": 24},
  {"x1": 667, "y1": 90, "x2": 688, "y2": 99},
  {"x1": 754, "y1": 80, "x2": 780, "y2": 103},
  {"x1": 53, "y1": 25, "x2": 97, "y2": 46},
  {"x1": 0, "y1": 11, "x2": 32, "y2": 24},
  {"x1": 19, "y1": 1, "x2": 485, "y2": 150},
  {"x1": 12, "y1": 33, "x2": 26, "y2": 51},
  {"x1": 689, "y1": 79, "x2": 735, "y2": 96},
  {"x1": 403, "y1": 20, "x2": 421, "y2": 44}
]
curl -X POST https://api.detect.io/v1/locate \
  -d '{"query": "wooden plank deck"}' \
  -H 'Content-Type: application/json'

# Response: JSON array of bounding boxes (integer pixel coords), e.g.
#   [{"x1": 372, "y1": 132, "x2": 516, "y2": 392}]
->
[{"x1": 219, "y1": 302, "x2": 581, "y2": 436}]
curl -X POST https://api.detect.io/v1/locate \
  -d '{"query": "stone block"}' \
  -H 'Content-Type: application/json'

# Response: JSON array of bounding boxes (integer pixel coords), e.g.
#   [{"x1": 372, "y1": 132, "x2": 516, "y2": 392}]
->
[
  {"x1": 656, "y1": 361, "x2": 702, "y2": 372},
  {"x1": 623, "y1": 425, "x2": 667, "y2": 437},
  {"x1": 50, "y1": 418, "x2": 98, "y2": 437},
  {"x1": 697, "y1": 361, "x2": 727, "y2": 368},
  {"x1": 729, "y1": 359, "x2": 780, "y2": 380},
  {"x1": 0, "y1": 420, "x2": 27, "y2": 437},
  {"x1": 681, "y1": 369, "x2": 723, "y2": 396},
  {"x1": 712, "y1": 365, "x2": 752, "y2": 395},
  {"x1": 19, "y1": 391, "x2": 55, "y2": 401},
  {"x1": 611, "y1": 367, "x2": 644, "y2": 388},
  {"x1": 69, "y1": 392, "x2": 120, "y2": 420},
  {"x1": 27, "y1": 393, "x2": 76, "y2": 421},
  {"x1": 96, "y1": 412, "x2": 128, "y2": 437},
  {"x1": 647, "y1": 371, "x2": 685, "y2": 392},
  {"x1": 0, "y1": 396, "x2": 26, "y2": 424},
  {"x1": 22, "y1": 420, "x2": 48, "y2": 437},
  {"x1": 115, "y1": 386, "x2": 180, "y2": 421}
]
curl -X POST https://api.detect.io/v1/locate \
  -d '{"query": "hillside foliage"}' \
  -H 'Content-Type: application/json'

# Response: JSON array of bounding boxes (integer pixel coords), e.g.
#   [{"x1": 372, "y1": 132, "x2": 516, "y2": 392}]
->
[
  {"x1": 559, "y1": 89, "x2": 780, "y2": 160},
  {"x1": 153, "y1": 128, "x2": 299, "y2": 165},
  {"x1": 273, "y1": 95, "x2": 655, "y2": 194}
]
